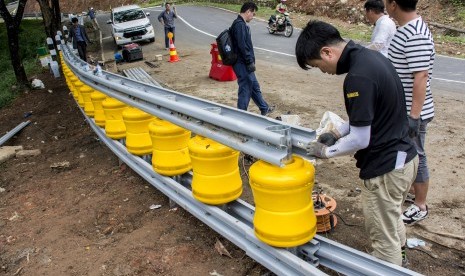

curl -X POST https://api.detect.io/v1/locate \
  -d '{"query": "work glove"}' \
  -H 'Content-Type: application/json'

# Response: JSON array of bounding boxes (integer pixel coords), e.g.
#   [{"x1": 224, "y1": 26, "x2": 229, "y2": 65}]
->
[
  {"x1": 318, "y1": 130, "x2": 339, "y2": 146},
  {"x1": 246, "y1": 62, "x2": 256, "y2": 73},
  {"x1": 306, "y1": 141, "x2": 327, "y2": 159},
  {"x1": 407, "y1": 115, "x2": 420, "y2": 138}
]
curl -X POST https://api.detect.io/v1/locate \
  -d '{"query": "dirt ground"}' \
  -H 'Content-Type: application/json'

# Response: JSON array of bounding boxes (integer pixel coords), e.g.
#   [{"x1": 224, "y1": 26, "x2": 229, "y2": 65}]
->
[{"x1": 1, "y1": 10, "x2": 465, "y2": 276}]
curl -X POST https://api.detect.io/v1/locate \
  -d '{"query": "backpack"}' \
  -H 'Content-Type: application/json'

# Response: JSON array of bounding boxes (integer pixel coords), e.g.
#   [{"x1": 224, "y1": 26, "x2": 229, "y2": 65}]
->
[{"x1": 216, "y1": 24, "x2": 237, "y2": 66}]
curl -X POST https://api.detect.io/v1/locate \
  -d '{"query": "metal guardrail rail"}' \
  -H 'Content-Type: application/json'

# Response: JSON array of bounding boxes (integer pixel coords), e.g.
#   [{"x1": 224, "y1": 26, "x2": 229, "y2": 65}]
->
[
  {"x1": 63, "y1": 44, "x2": 422, "y2": 276},
  {"x1": 122, "y1": 67, "x2": 161, "y2": 87},
  {"x1": 0, "y1": 121, "x2": 30, "y2": 146},
  {"x1": 61, "y1": 44, "x2": 314, "y2": 167}
]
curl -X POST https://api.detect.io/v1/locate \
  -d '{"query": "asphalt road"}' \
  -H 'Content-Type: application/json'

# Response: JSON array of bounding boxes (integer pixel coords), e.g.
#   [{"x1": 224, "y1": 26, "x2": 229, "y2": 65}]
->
[{"x1": 97, "y1": 5, "x2": 464, "y2": 94}]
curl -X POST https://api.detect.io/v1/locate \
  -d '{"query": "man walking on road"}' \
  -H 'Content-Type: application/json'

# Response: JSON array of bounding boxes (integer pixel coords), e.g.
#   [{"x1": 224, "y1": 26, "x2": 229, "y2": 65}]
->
[
  {"x1": 158, "y1": 3, "x2": 177, "y2": 50},
  {"x1": 385, "y1": 0, "x2": 435, "y2": 225},
  {"x1": 230, "y1": 2, "x2": 274, "y2": 116},
  {"x1": 69, "y1": 17, "x2": 91, "y2": 62},
  {"x1": 88, "y1": 7, "x2": 99, "y2": 30},
  {"x1": 296, "y1": 20, "x2": 418, "y2": 266}
]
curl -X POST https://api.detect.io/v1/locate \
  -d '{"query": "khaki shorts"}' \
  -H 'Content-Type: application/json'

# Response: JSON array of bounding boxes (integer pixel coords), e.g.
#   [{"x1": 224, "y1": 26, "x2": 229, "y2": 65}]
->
[{"x1": 361, "y1": 156, "x2": 419, "y2": 265}]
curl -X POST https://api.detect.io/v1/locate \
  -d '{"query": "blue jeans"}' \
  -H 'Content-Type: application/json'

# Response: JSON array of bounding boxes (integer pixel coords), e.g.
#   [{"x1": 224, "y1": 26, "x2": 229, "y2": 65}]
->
[
  {"x1": 164, "y1": 26, "x2": 175, "y2": 48},
  {"x1": 232, "y1": 62, "x2": 269, "y2": 114},
  {"x1": 412, "y1": 117, "x2": 432, "y2": 183}
]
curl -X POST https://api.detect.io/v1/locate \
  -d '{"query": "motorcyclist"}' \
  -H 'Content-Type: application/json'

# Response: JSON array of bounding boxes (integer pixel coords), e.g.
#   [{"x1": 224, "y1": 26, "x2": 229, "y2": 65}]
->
[
  {"x1": 275, "y1": 0, "x2": 288, "y2": 19},
  {"x1": 269, "y1": 0, "x2": 288, "y2": 29}
]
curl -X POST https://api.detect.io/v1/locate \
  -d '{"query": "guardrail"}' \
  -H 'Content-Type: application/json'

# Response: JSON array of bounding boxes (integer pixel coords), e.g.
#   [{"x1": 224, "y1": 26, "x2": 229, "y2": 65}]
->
[
  {"x1": 61, "y1": 43, "x2": 421, "y2": 276},
  {"x1": 62, "y1": 44, "x2": 315, "y2": 167}
]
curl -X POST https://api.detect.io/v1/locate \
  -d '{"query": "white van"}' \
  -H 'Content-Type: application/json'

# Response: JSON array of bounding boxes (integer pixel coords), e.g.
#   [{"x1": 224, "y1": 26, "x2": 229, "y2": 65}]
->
[{"x1": 107, "y1": 5, "x2": 155, "y2": 46}]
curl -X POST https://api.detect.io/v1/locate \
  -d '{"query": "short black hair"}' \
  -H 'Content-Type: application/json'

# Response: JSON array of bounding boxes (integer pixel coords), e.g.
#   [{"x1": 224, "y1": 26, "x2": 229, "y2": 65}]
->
[
  {"x1": 71, "y1": 17, "x2": 78, "y2": 23},
  {"x1": 295, "y1": 20, "x2": 344, "y2": 70},
  {"x1": 364, "y1": 0, "x2": 385, "y2": 14},
  {"x1": 240, "y1": 2, "x2": 258, "y2": 13},
  {"x1": 386, "y1": 0, "x2": 418, "y2": 12}
]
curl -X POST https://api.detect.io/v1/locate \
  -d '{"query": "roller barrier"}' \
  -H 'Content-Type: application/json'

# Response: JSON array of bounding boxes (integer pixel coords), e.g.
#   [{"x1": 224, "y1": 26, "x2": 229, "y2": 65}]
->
[{"x1": 60, "y1": 43, "x2": 421, "y2": 276}]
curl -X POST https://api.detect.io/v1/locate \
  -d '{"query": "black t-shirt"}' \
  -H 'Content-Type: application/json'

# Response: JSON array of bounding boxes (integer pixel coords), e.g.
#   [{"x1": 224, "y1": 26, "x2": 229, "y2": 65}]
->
[{"x1": 336, "y1": 41, "x2": 417, "y2": 180}]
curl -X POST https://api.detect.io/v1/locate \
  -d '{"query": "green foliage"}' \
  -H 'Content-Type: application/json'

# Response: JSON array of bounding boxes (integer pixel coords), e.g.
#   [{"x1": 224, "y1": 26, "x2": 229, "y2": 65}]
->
[
  {"x1": 0, "y1": 69, "x2": 16, "y2": 108},
  {"x1": 449, "y1": 0, "x2": 465, "y2": 7},
  {"x1": 84, "y1": 21, "x2": 94, "y2": 29},
  {"x1": 144, "y1": 0, "x2": 164, "y2": 7},
  {"x1": 457, "y1": 6, "x2": 465, "y2": 21},
  {"x1": 0, "y1": 20, "x2": 46, "y2": 109}
]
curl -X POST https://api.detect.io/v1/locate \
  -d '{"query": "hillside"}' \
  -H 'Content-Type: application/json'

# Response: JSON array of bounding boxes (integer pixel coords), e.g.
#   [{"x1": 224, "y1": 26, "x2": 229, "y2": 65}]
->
[{"x1": 289, "y1": 0, "x2": 465, "y2": 29}]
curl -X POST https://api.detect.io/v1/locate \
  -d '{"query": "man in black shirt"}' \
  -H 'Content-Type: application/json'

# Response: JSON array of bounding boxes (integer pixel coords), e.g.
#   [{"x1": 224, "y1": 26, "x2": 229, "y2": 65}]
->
[{"x1": 296, "y1": 21, "x2": 418, "y2": 266}]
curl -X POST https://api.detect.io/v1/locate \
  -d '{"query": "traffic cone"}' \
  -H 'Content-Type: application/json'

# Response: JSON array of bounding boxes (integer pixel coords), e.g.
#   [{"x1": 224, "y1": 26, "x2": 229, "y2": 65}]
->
[{"x1": 167, "y1": 32, "x2": 180, "y2": 63}]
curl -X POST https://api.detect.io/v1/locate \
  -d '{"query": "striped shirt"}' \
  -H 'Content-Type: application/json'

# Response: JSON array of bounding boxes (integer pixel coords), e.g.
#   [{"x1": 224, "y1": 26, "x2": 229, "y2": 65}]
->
[{"x1": 388, "y1": 17, "x2": 435, "y2": 120}]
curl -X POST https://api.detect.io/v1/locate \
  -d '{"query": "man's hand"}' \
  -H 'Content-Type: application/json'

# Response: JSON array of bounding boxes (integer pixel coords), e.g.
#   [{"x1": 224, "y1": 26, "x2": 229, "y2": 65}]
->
[
  {"x1": 408, "y1": 115, "x2": 420, "y2": 138},
  {"x1": 306, "y1": 141, "x2": 327, "y2": 159},
  {"x1": 246, "y1": 62, "x2": 256, "y2": 73},
  {"x1": 318, "y1": 131, "x2": 339, "y2": 146}
]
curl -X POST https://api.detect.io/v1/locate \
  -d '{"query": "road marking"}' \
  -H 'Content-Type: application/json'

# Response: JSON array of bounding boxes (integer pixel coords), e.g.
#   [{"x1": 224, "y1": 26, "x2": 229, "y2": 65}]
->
[
  {"x1": 254, "y1": 47, "x2": 295, "y2": 57},
  {"x1": 102, "y1": 36, "x2": 112, "y2": 40},
  {"x1": 432, "y1": 77, "x2": 465, "y2": 84},
  {"x1": 177, "y1": 15, "x2": 295, "y2": 57},
  {"x1": 437, "y1": 54, "x2": 465, "y2": 61},
  {"x1": 177, "y1": 15, "x2": 216, "y2": 38}
]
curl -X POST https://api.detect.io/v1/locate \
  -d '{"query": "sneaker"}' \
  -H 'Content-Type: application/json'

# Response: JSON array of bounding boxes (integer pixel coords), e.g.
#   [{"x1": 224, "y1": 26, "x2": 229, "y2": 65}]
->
[
  {"x1": 401, "y1": 204, "x2": 428, "y2": 225},
  {"x1": 404, "y1": 193, "x2": 415, "y2": 204},
  {"x1": 401, "y1": 246, "x2": 408, "y2": 267},
  {"x1": 261, "y1": 105, "x2": 275, "y2": 116}
]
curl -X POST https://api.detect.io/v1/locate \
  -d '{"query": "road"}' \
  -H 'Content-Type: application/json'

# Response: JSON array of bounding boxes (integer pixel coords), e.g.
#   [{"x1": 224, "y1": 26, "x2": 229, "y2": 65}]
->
[{"x1": 96, "y1": 5, "x2": 464, "y2": 94}]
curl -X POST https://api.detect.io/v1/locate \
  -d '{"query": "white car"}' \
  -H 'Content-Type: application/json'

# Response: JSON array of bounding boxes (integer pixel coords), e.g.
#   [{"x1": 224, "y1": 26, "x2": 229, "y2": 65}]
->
[{"x1": 107, "y1": 5, "x2": 155, "y2": 46}]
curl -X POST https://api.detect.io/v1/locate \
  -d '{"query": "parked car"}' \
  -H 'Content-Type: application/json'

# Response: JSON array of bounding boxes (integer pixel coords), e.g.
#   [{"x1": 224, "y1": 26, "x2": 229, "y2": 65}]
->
[{"x1": 107, "y1": 5, "x2": 155, "y2": 46}]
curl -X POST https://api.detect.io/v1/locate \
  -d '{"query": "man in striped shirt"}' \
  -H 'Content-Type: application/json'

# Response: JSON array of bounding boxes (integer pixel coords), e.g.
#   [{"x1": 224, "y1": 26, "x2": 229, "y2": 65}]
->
[{"x1": 386, "y1": 0, "x2": 435, "y2": 225}]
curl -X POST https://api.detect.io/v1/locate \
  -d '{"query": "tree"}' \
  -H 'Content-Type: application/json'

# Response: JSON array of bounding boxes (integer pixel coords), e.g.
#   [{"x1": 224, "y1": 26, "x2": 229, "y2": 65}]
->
[
  {"x1": 36, "y1": 0, "x2": 61, "y2": 42},
  {"x1": 0, "y1": 0, "x2": 29, "y2": 88}
]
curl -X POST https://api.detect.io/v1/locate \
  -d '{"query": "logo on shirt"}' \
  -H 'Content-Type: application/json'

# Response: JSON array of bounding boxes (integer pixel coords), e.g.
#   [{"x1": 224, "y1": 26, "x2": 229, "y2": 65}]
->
[{"x1": 346, "y1": 91, "x2": 359, "y2": 98}]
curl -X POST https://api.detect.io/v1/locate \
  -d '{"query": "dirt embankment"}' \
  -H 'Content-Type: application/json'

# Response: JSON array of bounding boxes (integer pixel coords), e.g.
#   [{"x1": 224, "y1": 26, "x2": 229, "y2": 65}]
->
[{"x1": 289, "y1": 0, "x2": 465, "y2": 28}]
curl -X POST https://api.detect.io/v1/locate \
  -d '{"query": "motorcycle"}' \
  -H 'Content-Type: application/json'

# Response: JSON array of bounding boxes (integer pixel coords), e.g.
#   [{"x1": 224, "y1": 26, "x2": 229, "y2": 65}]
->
[{"x1": 267, "y1": 11, "x2": 293, "y2": 37}]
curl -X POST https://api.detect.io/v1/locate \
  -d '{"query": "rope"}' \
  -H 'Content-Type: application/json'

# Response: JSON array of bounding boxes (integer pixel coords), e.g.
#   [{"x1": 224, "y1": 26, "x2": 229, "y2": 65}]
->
[{"x1": 312, "y1": 192, "x2": 338, "y2": 233}]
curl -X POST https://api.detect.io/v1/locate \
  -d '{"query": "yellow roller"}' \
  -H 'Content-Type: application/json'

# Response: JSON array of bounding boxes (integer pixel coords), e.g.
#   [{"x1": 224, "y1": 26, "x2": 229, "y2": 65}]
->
[
  {"x1": 188, "y1": 136, "x2": 242, "y2": 205},
  {"x1": 149, "y1": 118, "x2": 191, "y2": 176},
  {"x1": 80, "y1": 85, "x2": 95, "y2": 117},
  {"x1": 249, "y1": 156, "x2": 317, "y2": 247},
  {"x1": 90, "y1": 91, "x2": 107, "y2": 127},
  {"x1": 122, "y1": 107, "x2": 154, "y2": 156},
  {"x1": 102, "y1": 98, "x2": 127, "y2": 140}
]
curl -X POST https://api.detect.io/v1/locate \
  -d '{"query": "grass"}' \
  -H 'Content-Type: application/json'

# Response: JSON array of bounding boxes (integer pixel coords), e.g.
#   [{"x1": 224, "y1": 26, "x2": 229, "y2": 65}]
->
[{"x1": 0, "y1": 20, "x2": 46, "y2": 109}]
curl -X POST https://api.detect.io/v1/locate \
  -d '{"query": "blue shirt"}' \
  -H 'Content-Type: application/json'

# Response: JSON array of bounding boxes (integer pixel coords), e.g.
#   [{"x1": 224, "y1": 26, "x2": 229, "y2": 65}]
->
[
  {"x1": 88, "y1": 9, "x2": 96, "y2": 20},
  {"x1": 73, "y1": 25, "x2": 85, "y2": 42},
  {"x1": 158, "y1": 10, "x2": 177, "y2": 28}
]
